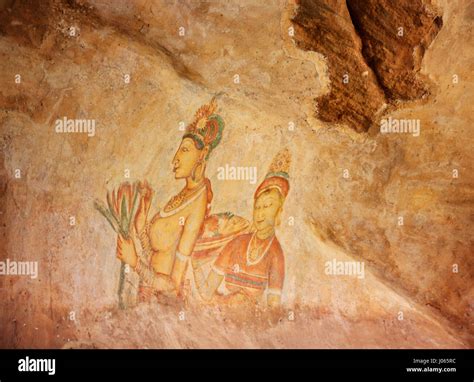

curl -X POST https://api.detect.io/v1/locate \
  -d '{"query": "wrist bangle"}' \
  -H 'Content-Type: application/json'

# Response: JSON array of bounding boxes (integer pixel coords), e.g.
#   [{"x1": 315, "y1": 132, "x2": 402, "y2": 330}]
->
[{"x1": 135, "y1": 258, "x2": 143, "y2": 272}]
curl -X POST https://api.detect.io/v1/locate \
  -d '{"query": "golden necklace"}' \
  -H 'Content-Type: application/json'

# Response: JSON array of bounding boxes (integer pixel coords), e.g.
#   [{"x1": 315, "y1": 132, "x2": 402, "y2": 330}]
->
[
  {"x1": 163, "y1": 181, "x2": 206, "y2": 213},
  {"x1": 246, "y1": 232, "x2": 274, "y2": 266}
]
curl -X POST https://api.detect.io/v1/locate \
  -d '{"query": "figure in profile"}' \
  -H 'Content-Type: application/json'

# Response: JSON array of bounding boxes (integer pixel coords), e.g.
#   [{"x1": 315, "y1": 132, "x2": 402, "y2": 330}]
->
[{"x1": 114, "y1": 98, "x2": 247, "y2": 303}]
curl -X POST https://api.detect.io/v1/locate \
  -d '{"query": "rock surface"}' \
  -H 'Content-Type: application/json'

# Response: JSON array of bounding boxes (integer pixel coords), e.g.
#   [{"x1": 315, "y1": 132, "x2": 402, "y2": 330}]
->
[
  {"x1": 0, "y1": 0, "x2": 472, "y2": 348},
  {"x1": 292, "y1": 0, "x2": 443, "y2": 131}
]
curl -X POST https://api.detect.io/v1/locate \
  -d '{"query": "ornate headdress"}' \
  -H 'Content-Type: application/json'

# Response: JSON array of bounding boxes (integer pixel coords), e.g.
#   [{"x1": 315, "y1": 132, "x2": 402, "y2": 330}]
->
[
  {"x1": 183, "y1": 97, "x2": 225, "y2": 158},
  {"x1": 254, "y1": 148, "x2": 291, "y2": 200}
]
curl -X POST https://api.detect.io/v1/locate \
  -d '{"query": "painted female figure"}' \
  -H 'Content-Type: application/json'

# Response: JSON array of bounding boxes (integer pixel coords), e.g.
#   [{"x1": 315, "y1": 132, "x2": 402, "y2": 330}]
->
[
  {"x1": 116, "y1": 98, "x2": 237, "y2": 298},
  {"x1": 199, "y1": 149, "x2": 291, "y2": 309}
]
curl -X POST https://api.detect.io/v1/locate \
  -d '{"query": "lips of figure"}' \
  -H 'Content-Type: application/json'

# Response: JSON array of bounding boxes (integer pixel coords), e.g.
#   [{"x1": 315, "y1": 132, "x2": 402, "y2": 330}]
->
[{"x1": 173, "y1": 165, "x2": 180, "y2": 177}]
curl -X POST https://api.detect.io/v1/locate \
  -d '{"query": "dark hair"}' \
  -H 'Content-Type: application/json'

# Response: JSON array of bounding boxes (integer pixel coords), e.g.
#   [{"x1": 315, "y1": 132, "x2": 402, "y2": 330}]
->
[{"x1": 183, "y1": 134, "x2": 204, "y2": 150}]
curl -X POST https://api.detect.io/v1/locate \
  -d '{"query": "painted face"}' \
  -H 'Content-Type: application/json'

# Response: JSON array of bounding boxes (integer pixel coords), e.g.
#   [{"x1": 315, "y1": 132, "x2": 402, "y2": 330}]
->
[
  {"x1": 172, "y1": 138, "x2": 202, "y2": 179},
  {"x1": 253, "y1": 188, "x2": 283, "y2": 232}
]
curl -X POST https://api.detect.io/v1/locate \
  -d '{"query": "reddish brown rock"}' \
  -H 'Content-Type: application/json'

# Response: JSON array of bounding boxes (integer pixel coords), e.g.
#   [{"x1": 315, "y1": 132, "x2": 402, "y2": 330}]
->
[
  {"x1": 291, "y1": 0, "x2": 443, "y2": 131},
  {"x1": 346, "y1": 0, "x2": 443, "y2": 101}
]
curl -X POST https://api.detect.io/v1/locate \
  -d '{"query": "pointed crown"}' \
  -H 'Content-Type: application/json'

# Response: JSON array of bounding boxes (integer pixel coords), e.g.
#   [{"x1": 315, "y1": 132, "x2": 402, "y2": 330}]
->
[
  {"x1": 183, "y1": 97, "x2": 224, "y2": 158},
  {"x1": 255, "y1": 148, "x2": 291, "y2": 200}
]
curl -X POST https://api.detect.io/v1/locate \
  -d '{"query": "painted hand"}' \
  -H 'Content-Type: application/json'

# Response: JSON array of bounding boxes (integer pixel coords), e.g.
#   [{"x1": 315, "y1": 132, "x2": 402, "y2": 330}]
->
[{"x1": 116, "y1": 234, "x2": 138, "y2": 268}]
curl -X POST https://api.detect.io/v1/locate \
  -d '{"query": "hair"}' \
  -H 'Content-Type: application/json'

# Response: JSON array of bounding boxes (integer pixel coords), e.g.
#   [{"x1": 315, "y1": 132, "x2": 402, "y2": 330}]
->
[
  {"x1": 182, "y1": 135, "x2": 211, "y2": 162},
  {"x1": 183, "y1": 134, "x2": 204, "y2": 150}
]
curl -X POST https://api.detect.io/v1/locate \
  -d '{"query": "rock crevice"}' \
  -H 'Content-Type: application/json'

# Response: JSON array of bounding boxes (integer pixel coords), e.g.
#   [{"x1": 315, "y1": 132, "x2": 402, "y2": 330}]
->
[{"x1": 291, "y1": 0, "x2": 443, "y2": 132}]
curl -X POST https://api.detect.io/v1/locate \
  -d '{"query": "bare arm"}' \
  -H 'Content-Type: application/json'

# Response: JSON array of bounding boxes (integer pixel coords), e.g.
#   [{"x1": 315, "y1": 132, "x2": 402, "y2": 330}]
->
[
  {"x1": 134, "y1": 222, "x2": 175, "y2": 293},
  {"x1": 171, "y1": 192, "x2": 207, "y2": 292},
  {"x1": 135, "y1": 256, "x2": 175, "y2": 292},
  {"x1": 198, "y1": 239, "x2": 233, "y2": 301},
  {"x1": 199, "y1": 268, "x2": 224, "y2": 301},
  {"x1": 137, "y1": 222, "x2": 152, "y2": 261}
]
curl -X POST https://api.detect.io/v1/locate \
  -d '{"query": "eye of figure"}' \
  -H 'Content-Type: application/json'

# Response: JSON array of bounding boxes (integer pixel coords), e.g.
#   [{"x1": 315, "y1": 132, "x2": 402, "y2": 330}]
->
[{"x1": 182, "y1": 146, "x2": 189, "y2": 152}]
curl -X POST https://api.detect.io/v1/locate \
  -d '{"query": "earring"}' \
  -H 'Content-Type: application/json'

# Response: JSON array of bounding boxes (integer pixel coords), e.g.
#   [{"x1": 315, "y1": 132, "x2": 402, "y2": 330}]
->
[
  {"x1": 191, "y1": 160, "x2": 204, "y2": 182},
  {"x1": 275, "y1": 208, "x2": 283, "y2": 226}
]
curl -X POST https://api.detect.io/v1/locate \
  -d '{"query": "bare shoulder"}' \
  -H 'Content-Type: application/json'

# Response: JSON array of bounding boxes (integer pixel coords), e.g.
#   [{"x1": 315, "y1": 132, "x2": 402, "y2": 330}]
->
[{"x1": 189, "y1": 187, "x2": 208, "y2": 213}]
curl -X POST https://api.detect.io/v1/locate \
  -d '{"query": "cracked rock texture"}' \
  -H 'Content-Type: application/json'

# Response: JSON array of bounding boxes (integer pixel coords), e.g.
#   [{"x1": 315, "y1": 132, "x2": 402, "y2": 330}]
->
[
  {"x1": 0, "y1": 0, "x2": 472, "y2": 348},
  {"x1": 292, "y1": 0, "x2": 443, "y2": 131}
]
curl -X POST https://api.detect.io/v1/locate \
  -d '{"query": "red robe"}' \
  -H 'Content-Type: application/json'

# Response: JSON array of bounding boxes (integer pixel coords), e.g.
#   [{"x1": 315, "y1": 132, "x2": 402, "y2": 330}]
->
[{"x1": 213, "y1": 233, "x2": 285, "y2": 299}]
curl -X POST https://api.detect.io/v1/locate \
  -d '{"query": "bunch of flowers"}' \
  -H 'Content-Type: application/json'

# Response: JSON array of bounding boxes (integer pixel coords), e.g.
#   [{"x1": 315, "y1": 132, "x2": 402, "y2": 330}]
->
[
  {"x1": 94, "y1": 182, "x2": 140, "y2": 240},
  {"x1": 94, "y1": 181, "x2": 141, "y2": 309}
]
